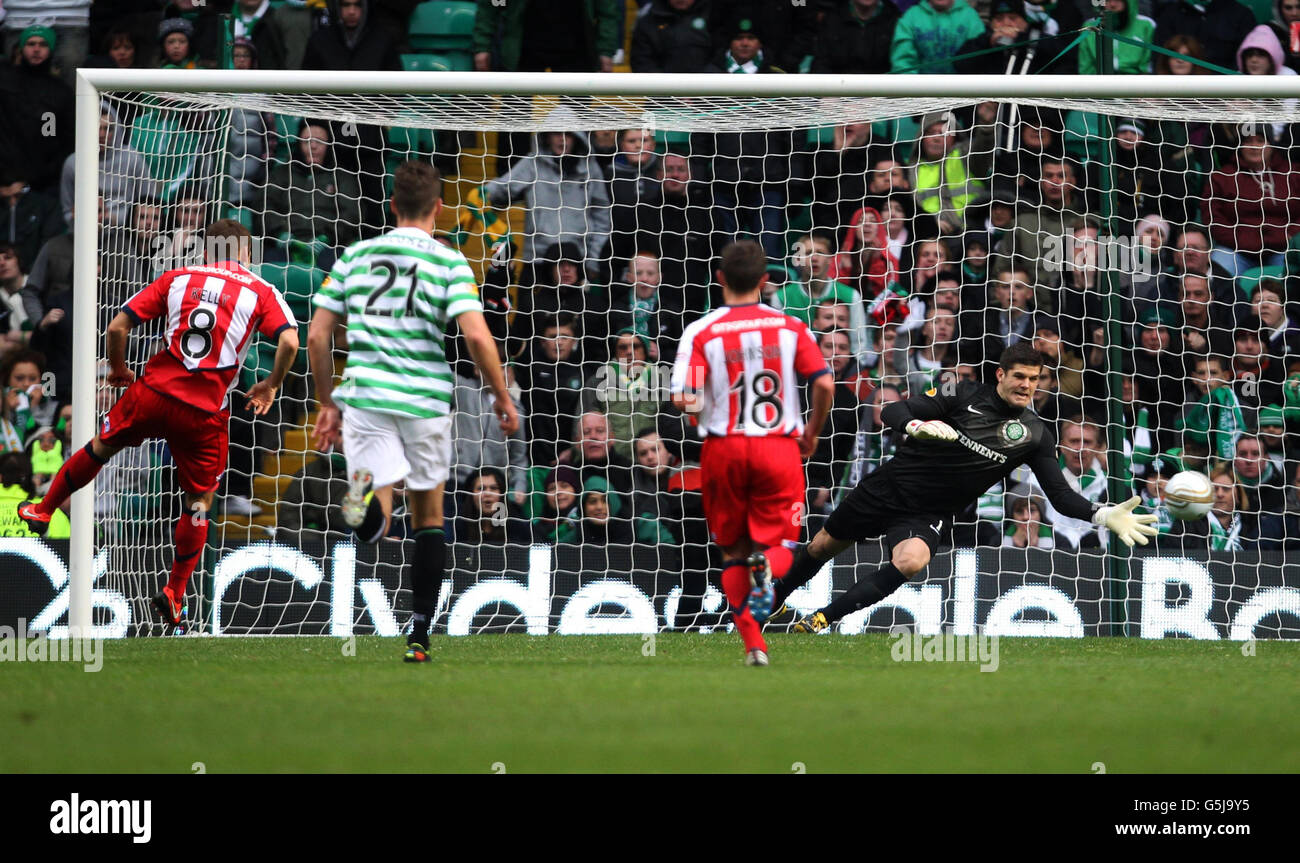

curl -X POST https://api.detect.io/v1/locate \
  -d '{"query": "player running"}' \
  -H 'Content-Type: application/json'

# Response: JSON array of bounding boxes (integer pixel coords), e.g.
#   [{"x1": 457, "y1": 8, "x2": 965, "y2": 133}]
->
[
  {"x1": 17, "y1": 220, "x2": 299, "y2": 633},
  {"x1": 308, "y1": 160, "x2": 518, "y2": 664},
  {"x1": 670, "y1": 240, "x2": 833, "y2": 666},
  {"x1": 770, "y1": 341, "x2": 1158, "y2": 633}
]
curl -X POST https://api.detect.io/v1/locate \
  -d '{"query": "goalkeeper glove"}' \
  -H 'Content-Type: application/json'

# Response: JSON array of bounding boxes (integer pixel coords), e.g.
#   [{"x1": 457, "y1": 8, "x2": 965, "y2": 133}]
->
[
  {"x1": 905, "y1": 419, "x2": 959, "y2": 442},
  {"x1": 1092, "y1": 496, "x2": 1159, "y2": 547}
]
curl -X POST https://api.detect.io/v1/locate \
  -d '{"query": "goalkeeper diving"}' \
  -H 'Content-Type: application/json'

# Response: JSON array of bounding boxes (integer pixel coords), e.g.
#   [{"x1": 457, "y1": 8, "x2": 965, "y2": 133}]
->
[{"x1": 761, "y1": 342, "x2": 1158, "y2": 632}]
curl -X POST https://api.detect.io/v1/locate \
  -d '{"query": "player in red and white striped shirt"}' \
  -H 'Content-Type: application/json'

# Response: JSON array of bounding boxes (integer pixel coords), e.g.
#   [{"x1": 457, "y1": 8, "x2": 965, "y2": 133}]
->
[
  {"x1": 18, "y1": 221, "x2": 299, "y2": 632},
  {"x1": 671, "y1": 241, "x2": 833, "y2": 666}
]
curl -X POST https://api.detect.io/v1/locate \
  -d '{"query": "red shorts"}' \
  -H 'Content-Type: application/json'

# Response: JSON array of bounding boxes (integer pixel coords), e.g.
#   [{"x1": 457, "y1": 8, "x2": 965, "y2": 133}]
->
[
  {"x1": 100, "y1": 381, "x2": 230, "y2": 495},
  {"x1": 700, "y1": 435, "x2": 805, "y2": 548}
]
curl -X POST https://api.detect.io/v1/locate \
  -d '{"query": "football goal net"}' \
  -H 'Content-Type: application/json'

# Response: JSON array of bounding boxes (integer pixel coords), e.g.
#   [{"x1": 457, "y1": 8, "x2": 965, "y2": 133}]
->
[{"x1": 60, "y1": 70, "x2": 1300, "y2": 640}]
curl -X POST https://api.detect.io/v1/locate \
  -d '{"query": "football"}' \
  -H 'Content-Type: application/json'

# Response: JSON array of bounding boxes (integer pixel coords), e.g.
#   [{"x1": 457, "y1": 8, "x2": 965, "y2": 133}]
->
[{"x1": 1163, "y1": 470, "x2": 1214, "y2": 520}]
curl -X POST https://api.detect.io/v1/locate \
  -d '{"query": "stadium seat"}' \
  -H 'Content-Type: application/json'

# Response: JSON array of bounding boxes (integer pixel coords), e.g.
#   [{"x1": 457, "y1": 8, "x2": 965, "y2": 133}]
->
[
  {"x1": 408, "y1": 1, "x2": 477, "y2": 53},
  {"x1": 1239, "y1": 265, "x2": 1286, "y2": 299},
  {"x1": 1238, "y1": 0, "x2": 1275, "y2": 25},
  {"x1": 654, "y1": 129, "x2": 690, "y2": 149},
  {"x1": 401, "y1": 51, "x2": 472, "y2": 73}
]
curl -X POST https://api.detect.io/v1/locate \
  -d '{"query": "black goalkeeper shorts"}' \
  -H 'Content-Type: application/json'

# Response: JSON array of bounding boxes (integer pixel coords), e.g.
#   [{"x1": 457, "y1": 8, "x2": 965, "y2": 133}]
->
[{"x1": 823, "y1": 477, "x2": 952, "y2": 556}]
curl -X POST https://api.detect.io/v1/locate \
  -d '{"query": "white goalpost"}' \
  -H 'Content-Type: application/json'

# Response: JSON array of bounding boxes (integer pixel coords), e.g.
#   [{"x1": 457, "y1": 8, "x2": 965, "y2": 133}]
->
[{"x1": 66, "y1": 69, "x2": 1300, "y2": 638}]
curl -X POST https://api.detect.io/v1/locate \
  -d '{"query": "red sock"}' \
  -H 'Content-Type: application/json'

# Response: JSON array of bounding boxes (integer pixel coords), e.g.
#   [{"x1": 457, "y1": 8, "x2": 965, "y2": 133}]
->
[
  {"x1": 766, "y1": 544, "x2": 794, "y2": 580},
  {"x1": 38, "y1": 444, "x2": 105, "y2": 515},
  {"x1": 166, "y1": 512, "x2": 209, "y2": 598},
  {"x1": 722, "y1": 563, "x2": 766, "y2": 652}
]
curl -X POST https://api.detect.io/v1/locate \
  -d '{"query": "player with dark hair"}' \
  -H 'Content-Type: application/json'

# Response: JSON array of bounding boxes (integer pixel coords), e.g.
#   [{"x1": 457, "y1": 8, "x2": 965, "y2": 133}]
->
[
  {"x1": 670, "y1": 240, "x2": 834, "y2": 666},
  {"x1": 17, "y1": 220, "x2": 299, "y2": 633},
  {"x1": 309, "y1": 160, "x2": 518, "y2": 663},
  {"x1": 766, "y1": 340, "x2": 1157, "y2": 633}
]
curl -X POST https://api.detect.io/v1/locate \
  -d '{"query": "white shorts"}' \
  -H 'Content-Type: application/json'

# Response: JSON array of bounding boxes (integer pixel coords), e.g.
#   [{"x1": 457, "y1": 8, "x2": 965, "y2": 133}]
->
[{"x1": 340, "y1": 406, "x2": 453, "y2": 491}]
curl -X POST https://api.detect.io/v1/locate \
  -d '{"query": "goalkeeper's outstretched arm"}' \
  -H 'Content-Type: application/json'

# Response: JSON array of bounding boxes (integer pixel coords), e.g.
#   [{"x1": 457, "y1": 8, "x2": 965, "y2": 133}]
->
[
  {"x1": 880, "y1": 388, "x2": 959, "y2": 442},
  {"x1": 1027, "y1": 433, "x2": 1158, "y2": 547}
]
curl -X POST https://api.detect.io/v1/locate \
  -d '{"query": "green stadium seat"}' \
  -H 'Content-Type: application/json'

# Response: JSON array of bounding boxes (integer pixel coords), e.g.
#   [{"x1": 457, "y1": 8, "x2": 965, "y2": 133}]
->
[
  {"x1": 1238, "y1": 0, "x2": 1275, "y2": 25},
  {"x1": 654, "y1": 129, "x2": 690, "y2": 150},
  {"x1": 401, "y1": 51, "x2": 472, "y2": 73},
  {"x1": 408, "y1": 1, "x2": 477, "y2": 53},
  {"x1": 1239, "y1": 265, "x2": 1286, "y2": 300}
]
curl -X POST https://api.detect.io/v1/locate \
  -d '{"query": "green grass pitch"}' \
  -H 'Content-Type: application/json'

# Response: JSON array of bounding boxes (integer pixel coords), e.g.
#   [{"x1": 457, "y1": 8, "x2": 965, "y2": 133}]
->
[{"x1": 4, "y1": 634, "x2": 1298, "y2": 773}]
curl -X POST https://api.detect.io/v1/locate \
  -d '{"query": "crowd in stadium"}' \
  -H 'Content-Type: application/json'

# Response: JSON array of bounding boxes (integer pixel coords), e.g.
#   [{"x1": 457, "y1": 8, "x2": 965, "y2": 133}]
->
[{"x1": 2, "y1": 0, "x2": 1300, "y2": 554}]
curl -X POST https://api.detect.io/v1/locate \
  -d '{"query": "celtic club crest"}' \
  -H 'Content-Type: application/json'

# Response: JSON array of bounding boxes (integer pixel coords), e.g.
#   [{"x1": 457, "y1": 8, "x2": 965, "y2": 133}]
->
[{"x1": 999, "y1": 420, "x2": 1027, "y2": 445}]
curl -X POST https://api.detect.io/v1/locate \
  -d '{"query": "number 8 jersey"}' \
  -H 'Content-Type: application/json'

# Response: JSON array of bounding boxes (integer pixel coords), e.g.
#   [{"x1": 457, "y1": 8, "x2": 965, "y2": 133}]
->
[
  {"x1": 670, "y1": 302, "x2": 830, "y2": 438},
  {"x1": 312, "y1": 227, "x2": 483, "y2": 420},
  {"x1": 123, "y1": 260, "x2": 295, "y2": 413}
]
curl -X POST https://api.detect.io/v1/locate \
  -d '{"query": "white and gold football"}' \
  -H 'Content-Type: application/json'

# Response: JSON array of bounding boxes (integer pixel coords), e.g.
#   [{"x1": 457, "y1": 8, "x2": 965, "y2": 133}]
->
[{"x1": 1163, "y1": 470, "x2": 1214, "y2": 520}]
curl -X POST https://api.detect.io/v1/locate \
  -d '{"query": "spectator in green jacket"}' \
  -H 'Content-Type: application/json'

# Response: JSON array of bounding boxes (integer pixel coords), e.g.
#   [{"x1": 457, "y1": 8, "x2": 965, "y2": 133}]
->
[
  {"x1": 473, "y1": 0, "x2": 622, "y2": 72},
  {"x1": 1079, "y1": 0, "x2": 1155, "y2": 74},
  {"x1": 890, "y1": 0, "x2": 985, "y2": 74},
  {"x1": 1177, "y1": 354, "x2": 1245, "y2": 463}
]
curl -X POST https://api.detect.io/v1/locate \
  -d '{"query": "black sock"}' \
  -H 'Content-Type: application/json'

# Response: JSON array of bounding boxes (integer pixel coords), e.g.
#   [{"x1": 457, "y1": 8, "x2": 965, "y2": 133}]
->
[
  {"x1": 409, "y1": 527, "x2": 446, "y2": 642},
  {"x1": 821, "y1": 563, "x2": 908, "y2": 624},
  {"x1": 355, "y1": 494, "x2": 388, "y2": 544},
  {"x1": 773, "y1": 545, "x2": 828, "y2": 607}
]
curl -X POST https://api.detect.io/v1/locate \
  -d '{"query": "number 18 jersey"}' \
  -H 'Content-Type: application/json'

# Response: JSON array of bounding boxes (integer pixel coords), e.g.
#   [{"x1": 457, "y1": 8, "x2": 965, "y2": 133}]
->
[
  {"x1": 313, "y1": 227, "x2": 484, "y2": 420},
  {"x1": 123, "y1": 260, "x2": 295, "y2": 413},
  {"x1": 670, "y1": 303, "x2": 830, "y2": 438}
]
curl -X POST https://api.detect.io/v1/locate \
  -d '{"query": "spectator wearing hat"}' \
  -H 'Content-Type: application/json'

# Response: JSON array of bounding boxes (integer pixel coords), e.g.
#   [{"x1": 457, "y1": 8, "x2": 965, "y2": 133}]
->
[
  {"x1": 1079, "y1": 0, "x2": 1155, "y2": 74},
  {"x1": 909, "y1": 111, "x2": 983, "y2": 236},
  {"x1": 969, "y1": 106, "x2": 1064, "y2": 204},
  {"x1": 1155, "y1": 0, "x2": 1257, "y2": 73},
  {"x1": 472, "y1": 0, "x2": 621, "y2": 73},
  {"x1": 890, "y1": 0, "x2": 984, "y2": 74},
  {"x1": 508, "y1": 241, "x2": 603, "y2": 362},
  {"x1": 695, "y1": 15, "x2": 793, "y2": 262},
  {"x1": 811, "y1": 0, "x2": 900, "y2": 76},
  {"x1": 513, "y1": 313, "x2": 588, "y2": 468},
  {"x1": 534, "y1": 464, "x2": 582, "y2": 543},
  {"x1": 1256, "y1": 403, "x2": 1291, "y2": 470},
  {"x1": 1140, "y1": 450, "x2": 1185, "y2": 538},
  {"x1": 1111, "y1": 117, "x2": 1189, "y2": 233},
  {"x1": 631, "y1": 0, "x2": 715, "y2": 74},
  {"x1": 1202, "y1": 126, "x2": 1300, "y2": 279},
  {"x1": 1133, "y1": 304, "x2": 1188, "y2": 433},
  {"x1": 709, "y1": 0, "x2": 818, "y2": 73},
  {"x1": 157, "y1": 17, "x2": 200, "y2": 68},
  {"x1": 485, "y1": 117, "x2": 612, "y2": 280},
  {"x1": 232, "y1": 0, "x2": 289, "y2": 70},
  {"x1": 0, "y1": 26, "x2": 75, "y2": 197},
  {"x1": 953, "y1": 0, "x2": 1072, "y2": 75},
  {"x1": 1, "y1": 2, "x2": 90, "y2": 88}
]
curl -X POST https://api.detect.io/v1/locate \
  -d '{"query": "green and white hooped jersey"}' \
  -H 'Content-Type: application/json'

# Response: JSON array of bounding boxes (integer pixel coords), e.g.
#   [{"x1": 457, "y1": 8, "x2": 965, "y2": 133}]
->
[{"x1": 313, "y1": 227, "x2": 483, "y2": 419}]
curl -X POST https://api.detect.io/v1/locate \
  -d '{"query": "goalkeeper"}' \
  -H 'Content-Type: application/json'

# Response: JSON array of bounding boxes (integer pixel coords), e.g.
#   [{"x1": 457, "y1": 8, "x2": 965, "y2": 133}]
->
[{"x1": 762, "y1": 342, "x2": 1158, "y2": 633}]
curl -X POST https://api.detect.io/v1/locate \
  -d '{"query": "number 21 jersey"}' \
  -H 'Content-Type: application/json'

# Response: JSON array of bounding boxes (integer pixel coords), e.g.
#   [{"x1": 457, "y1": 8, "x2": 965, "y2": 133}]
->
[
  {"x1": 313, "y1": 227, "x2": 484, "y2": 420},
  {"x1": 670, "y1": 303, "x2": 829, "y2": 438},
  {"x1": 123, "y1": 261, "x2": 295, "y2": 413}
]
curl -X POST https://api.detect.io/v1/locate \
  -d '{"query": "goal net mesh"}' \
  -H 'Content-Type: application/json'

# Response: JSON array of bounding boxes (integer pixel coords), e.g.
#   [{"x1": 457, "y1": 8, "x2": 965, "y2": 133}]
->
[{"x1": 85, "y1": 87, "x2": 1300, "y2": 639}]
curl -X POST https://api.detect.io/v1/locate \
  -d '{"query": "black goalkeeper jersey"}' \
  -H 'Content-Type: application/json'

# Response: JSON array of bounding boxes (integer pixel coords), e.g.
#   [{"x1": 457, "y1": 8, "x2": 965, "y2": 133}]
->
[{"x1": 869, "y1": 380, "x2": 1100, "y2": 522}]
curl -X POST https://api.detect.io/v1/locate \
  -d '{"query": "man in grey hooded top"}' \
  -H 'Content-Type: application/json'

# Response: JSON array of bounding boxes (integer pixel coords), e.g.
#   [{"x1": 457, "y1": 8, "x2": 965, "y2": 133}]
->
[{"x1": 484, "y1": 109, "x2": 612, "y2": 282}]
